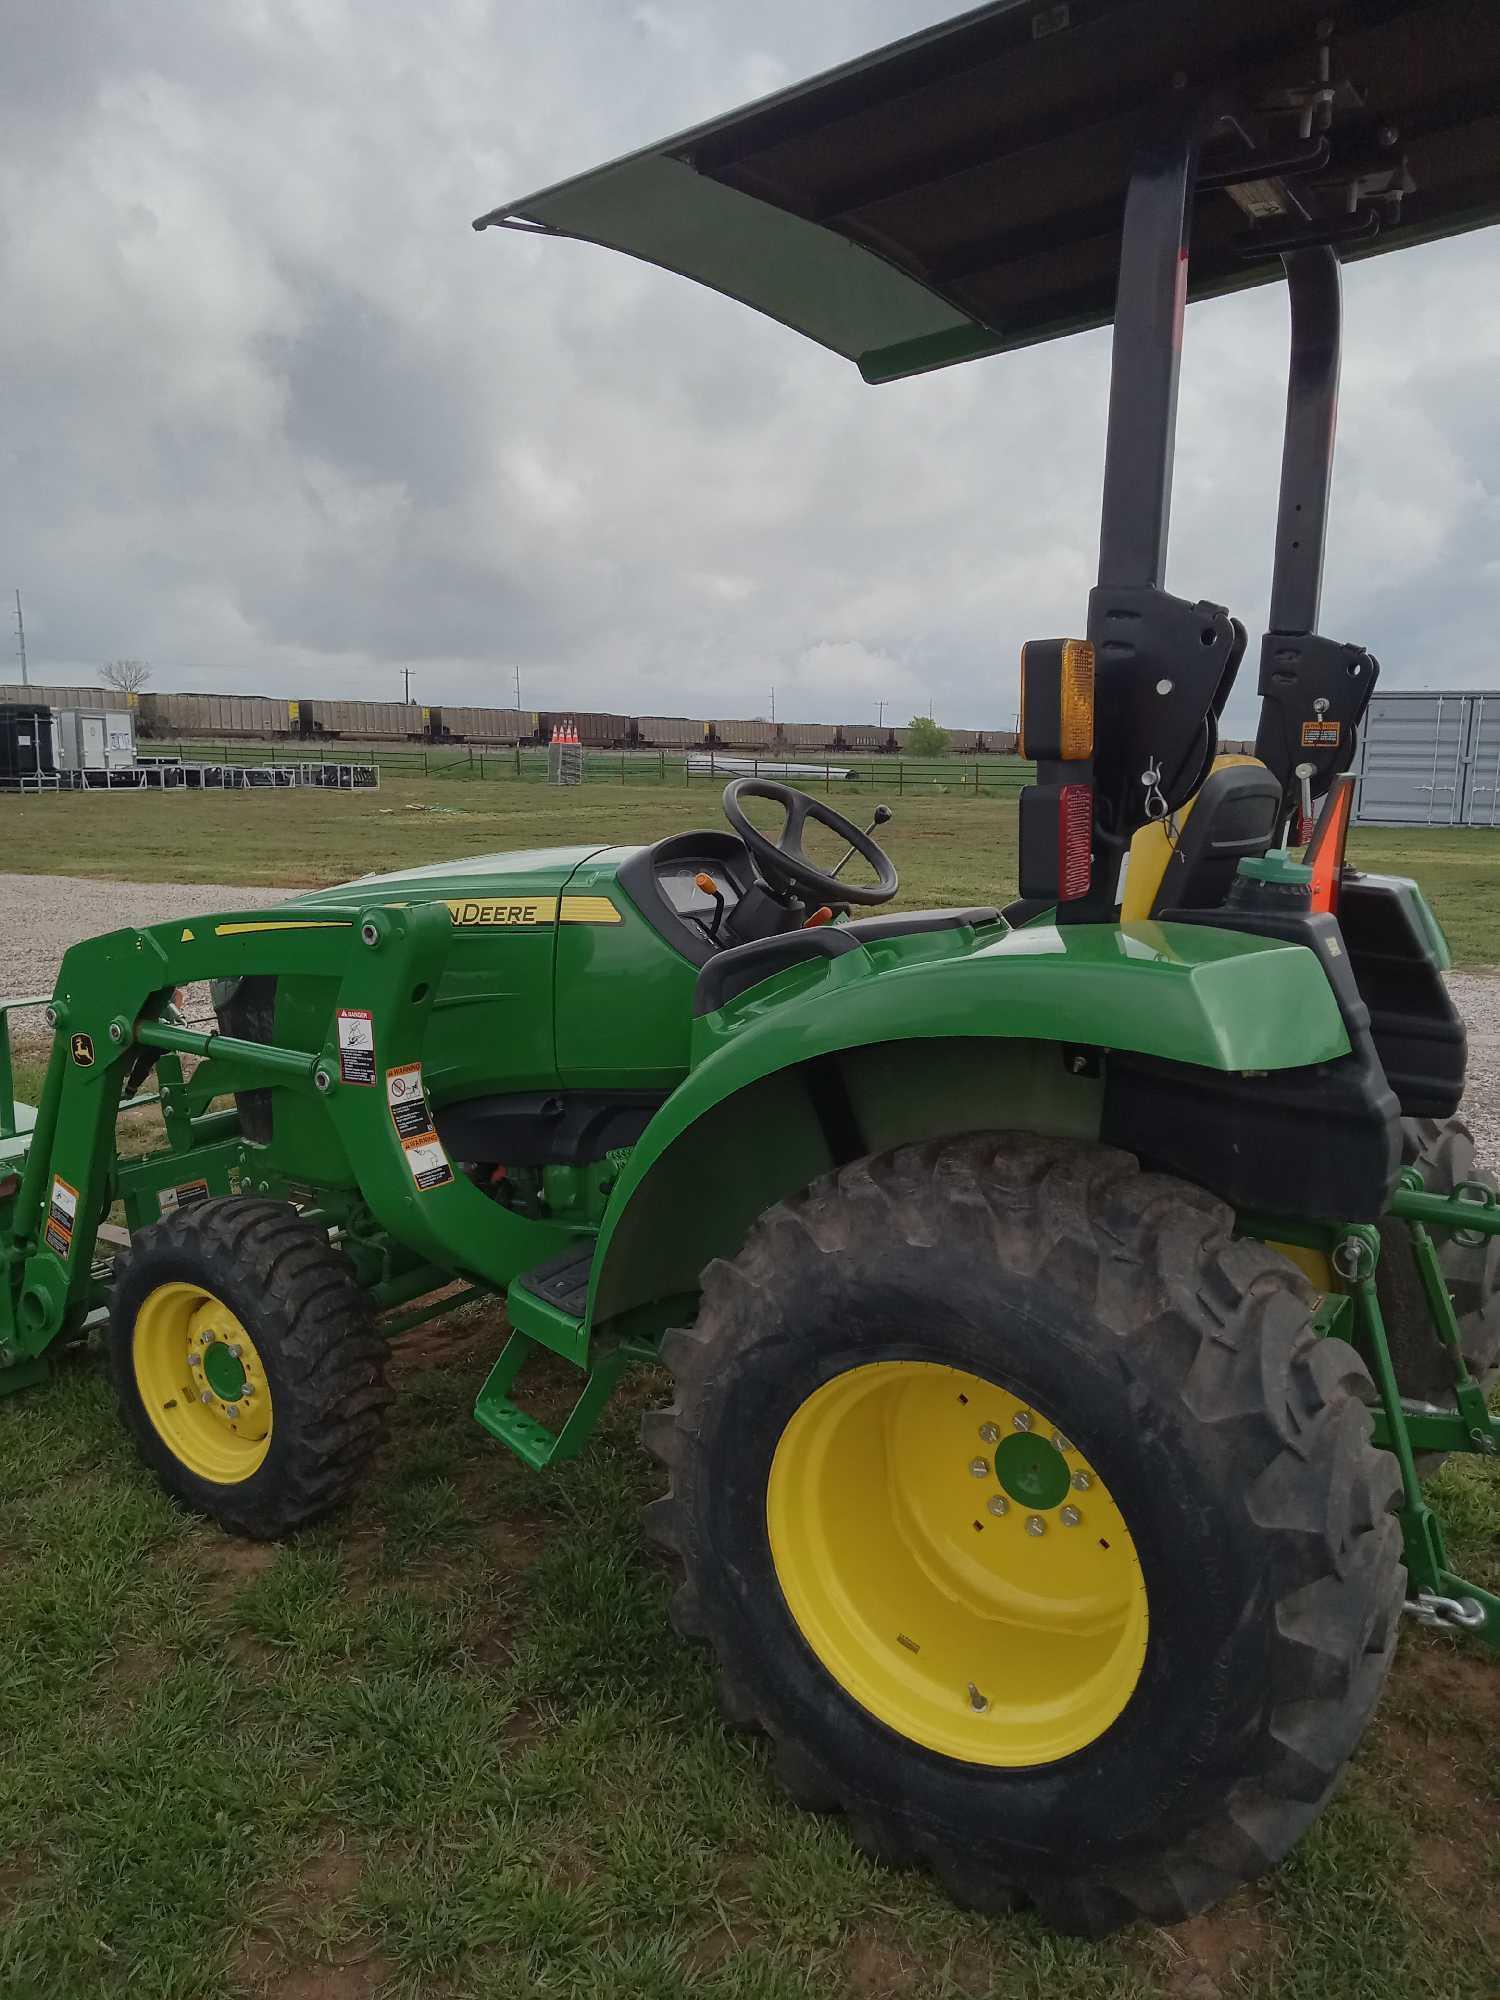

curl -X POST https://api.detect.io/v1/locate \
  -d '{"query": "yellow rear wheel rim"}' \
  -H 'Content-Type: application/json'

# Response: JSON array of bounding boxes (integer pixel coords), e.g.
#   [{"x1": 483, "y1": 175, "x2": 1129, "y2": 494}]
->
[
  {"x1": 132, "y1": 1282, "x2": 273, "y2": 1484},
  {"x1": 767, "y1": 1361, "x2": 1148, "y2": 1765}
]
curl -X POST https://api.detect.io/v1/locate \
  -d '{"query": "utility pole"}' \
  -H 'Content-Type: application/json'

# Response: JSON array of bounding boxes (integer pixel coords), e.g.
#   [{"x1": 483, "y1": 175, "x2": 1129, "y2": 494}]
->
[
  {"x1": 877, "y1": 697, "x2": 886, "y2": 729},
  {"x1": 14, "y1": 590, "x2": 28, "y2": 687},
  {"x1": 770, "y1": 686, "x2": 776, "y2": 724},
  {"x1": 402, "y1": 665, "x2": 413, "y2": 703},
  {"x1": 514, "y1": 664, "x2": 522, "y2": 710}
]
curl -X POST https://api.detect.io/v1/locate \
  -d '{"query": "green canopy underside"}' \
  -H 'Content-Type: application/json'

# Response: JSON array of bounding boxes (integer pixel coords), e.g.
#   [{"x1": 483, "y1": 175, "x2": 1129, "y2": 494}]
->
[{"x1": 477, "y1": 0, "x2": 1500, "y2": 383}]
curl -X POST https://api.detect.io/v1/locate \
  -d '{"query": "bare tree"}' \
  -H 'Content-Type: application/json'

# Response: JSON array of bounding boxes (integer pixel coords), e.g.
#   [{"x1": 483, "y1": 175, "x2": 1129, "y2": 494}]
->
[{"x1": 99, "y1": 659, "x2": 151, "y2": 695}]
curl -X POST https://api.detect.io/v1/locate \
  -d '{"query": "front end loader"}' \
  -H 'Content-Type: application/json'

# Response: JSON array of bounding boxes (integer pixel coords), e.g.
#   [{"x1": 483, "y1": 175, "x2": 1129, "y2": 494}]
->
[{"x1": 6, "y1": 0, "x2": 1500, "y2": 1936}]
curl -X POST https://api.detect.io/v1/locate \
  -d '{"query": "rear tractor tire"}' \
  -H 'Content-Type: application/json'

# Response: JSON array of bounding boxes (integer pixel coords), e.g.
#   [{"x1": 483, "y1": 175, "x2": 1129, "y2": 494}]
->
[
  {"x1": 644, "y1": 1134, "x2": 1404, "y2": 1936},
  {"x1": 110, "y1": 1196, "x2": 390, "y2": 1538}
]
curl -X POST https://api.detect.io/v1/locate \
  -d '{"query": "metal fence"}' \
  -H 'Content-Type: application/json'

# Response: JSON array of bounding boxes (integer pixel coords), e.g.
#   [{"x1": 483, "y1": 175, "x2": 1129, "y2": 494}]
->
[
  {"x1": 150, "y1": 742, "x2": 1038, "y2": 799},
  {"x1": 1352, "y1": 691, "x2": 1500, "y2": 826}
]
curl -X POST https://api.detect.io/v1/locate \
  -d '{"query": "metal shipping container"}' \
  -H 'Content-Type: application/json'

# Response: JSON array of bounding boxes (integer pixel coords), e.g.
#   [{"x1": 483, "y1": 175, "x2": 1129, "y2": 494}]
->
[
  {"x1": 55, "y1": 707, "x2": 137, "y2": 772},
  {"x1": 839, "y1": 724, "x2": 887, "y2": 750},
  {"x1": 1350, "y1": 690, "x2": 1500, "y2": 826},
  {"x1": 0, "y1": 704, "x2": 58, "y2": 782}
]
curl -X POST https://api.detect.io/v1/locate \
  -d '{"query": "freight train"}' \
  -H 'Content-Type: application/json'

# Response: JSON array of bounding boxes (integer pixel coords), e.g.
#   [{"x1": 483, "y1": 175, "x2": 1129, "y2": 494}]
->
[{"x1": 0, "y1": 686, "x2": 1025, "y2": 752}]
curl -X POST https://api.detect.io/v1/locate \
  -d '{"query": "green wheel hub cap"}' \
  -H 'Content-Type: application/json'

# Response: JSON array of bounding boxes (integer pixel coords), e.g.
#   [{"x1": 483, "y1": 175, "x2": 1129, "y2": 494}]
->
[
  {"x1": 994, "y1": 1432, "x2": 1071, "y2": 1510},
  {"x1": 202, "y1": 1341, "x2": 248, "y2": 1402}
]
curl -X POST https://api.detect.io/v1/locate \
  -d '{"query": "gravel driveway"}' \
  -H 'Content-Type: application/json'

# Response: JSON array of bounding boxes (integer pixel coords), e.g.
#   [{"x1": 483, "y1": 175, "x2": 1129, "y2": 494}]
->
[{"x1": 2, "y1": 870, "x2": 1497, "y2": 1162}]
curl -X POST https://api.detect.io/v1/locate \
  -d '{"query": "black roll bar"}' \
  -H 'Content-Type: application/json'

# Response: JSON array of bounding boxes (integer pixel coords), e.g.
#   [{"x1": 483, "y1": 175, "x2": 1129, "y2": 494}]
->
[
  {"x1": 1096, "y1": 125, "x2": 1199, "y2": 592},
  {"x1": 1267, "y1": 246, "x2": 1341, "y2": 638}
]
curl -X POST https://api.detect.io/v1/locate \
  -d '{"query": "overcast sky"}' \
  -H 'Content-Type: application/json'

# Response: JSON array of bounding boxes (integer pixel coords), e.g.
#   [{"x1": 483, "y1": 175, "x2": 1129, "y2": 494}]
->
[{"x1": 2, "y1": 1, "x2": 1497, "y2": 733}]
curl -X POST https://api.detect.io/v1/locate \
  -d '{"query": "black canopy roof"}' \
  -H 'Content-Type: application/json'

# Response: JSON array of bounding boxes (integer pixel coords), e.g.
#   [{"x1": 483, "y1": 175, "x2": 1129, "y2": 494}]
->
[{"x1": 476, "y1": 0, "x2": 1500, "y2": 381}]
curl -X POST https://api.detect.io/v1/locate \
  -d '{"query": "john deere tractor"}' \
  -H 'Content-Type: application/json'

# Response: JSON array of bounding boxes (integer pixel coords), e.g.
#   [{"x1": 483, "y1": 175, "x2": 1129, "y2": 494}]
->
[{"x1": 5, "y1": 0, "x2": 1500, "y2": 1937}]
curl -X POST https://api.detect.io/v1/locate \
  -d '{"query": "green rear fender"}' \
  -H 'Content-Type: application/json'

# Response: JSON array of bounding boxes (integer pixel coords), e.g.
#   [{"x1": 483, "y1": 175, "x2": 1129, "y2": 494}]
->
[{"x1": 583, "y1": 919, "x2": 1350, "y2": 1346}]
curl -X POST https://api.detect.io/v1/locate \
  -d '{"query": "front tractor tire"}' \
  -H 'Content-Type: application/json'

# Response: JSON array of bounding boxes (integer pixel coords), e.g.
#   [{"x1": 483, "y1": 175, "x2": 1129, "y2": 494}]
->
[
  {"x1": 645, "y1": 1135, "x2": 1404, "y2": 1936},
  {"x1": 110, "y1": 1197, "x2": 390, "y2": 1538}
]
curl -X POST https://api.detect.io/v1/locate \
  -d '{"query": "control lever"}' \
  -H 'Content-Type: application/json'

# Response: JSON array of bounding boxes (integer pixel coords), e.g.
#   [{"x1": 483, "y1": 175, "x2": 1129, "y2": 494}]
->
[
  {"x1": 830, "y1": 803, "x2": 893, "y2": 881},
  {"x1": 694, "y1": 871, "x2": 727, "y2": 941}
]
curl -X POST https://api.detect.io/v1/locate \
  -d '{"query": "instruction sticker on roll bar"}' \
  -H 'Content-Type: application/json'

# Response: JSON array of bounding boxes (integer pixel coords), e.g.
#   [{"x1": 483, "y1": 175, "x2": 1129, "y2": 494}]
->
[
  {"x1": 45, "y1": 1175, "x2": 79, "y2": 1260},
  {"x1": 386, "y1": 1062, "x2": 434, "y2": 1141},
  {"x1": 400, "y1": 1132, "x2": 454, "y2": 1192},
  {"x1": 336, "y1": 1008, "x2": 376, "y2": 1085}
]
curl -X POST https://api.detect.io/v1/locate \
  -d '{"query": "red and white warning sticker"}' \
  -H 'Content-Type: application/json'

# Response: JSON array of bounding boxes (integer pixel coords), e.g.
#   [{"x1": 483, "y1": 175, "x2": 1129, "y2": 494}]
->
[
  {"x1": 401, "y1": 1132, "x2": 454, "y2": 1192},
  {"x1": 336, "y1": 1007, "x2": 376, "y2": 1085},
  {"x1": 45, "y1": 1174, "x2": 79, "y2": 1260},
  {"x1": 386, "y1": 1062, "x2": 432, "y2": 1139}
]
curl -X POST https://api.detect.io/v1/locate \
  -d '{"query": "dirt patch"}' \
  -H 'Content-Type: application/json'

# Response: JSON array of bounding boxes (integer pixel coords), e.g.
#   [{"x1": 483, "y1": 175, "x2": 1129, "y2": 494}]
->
[
  {"x1": 682, "y1": 1921, "x2": 753, "y2": 1976},
  {"x1": 98, "y1": 1639, "x2": 175, "y2": 1712},
  {"x1": 186, "y1": 1535, "x2": 278, "y2": 1607},
  {"x1": 1399, "y1": 1636, "x2": 1500, "y2": 1737},
  {"x1": 1145, "y1": 1897, "x2": 1276, "y2": 1998},
  {"x1": 297, "y1": 1845, "x2": 362, "y2": 1904},
  {"x1": 501, "y1": 1702, "x2": 544, "y2": 1746},
  {"x1": 846, "y1": 1936, "x2": 920, "y2": 1996},
  {"x1": 0, "y1": 1855, "x2": 38, "y2": 1915},
  {"x1": 233, "y1": 1953, "x2": 394, "y2": 2000}
]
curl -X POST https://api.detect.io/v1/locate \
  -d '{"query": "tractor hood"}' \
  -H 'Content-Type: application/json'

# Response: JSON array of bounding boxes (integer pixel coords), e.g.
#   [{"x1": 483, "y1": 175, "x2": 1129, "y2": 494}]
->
[{"x1": 289, "y1": 845, "x2": 615, "y2": 911}]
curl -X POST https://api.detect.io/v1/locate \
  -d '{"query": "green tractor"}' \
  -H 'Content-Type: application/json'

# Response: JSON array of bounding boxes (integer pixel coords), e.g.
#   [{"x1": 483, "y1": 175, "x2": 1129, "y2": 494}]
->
[{"x1": 5, "y1": 0, "x2": 1500, "y2": 1937}]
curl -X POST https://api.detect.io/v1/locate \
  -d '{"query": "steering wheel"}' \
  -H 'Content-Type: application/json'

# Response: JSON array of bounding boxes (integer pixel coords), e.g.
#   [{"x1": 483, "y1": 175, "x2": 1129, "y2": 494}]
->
[{"x1": 721, "y1": 777, "x2": 899, "y2": 907}]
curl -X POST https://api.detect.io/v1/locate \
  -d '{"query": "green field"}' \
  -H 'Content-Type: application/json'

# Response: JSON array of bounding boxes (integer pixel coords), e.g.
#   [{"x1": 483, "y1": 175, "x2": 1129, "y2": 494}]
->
[
  {"x1": 3, "y1": 772, "x2": 1499, "y2": 962},
  {"x1": 3, "y1": 776, "x2": 1500, "y2": 1999}
]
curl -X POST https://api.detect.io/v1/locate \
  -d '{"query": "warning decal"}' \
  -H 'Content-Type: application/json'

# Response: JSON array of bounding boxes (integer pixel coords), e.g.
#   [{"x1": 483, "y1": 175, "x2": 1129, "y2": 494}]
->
[
  {"x1": 336, "y1": 1008, "x2": 376, "y2": 1085},
  {"x1": 45, "y1": 1175, "x2": 79, "y2": 1260},
  {"x1": 1300, "y1": 720, "x2": 1341, "y2": 747},
  {"x1": 386, "y1": 1062, "x2": 433, "y2": 1140},
  {"x1": 158, "y1": 1178, "x2": 210, "y2": 1218},
  {"x1": 401, "y1": 1133, "x2": 454, "y2": 1192}
]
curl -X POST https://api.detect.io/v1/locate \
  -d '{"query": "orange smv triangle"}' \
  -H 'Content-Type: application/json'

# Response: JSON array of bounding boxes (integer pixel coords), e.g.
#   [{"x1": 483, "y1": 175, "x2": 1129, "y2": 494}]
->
[{"x1": 180, "y1": 926, "x2": 195, "y2": 941}]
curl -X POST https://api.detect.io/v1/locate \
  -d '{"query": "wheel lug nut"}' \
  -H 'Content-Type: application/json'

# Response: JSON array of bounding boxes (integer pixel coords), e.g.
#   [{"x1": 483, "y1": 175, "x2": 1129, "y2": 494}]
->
[
  {"x1": 968, "y1": 1683, "x2": 989, "y2": 1712},
  {"x1": 1071, "y1": 1469, "x2": 1092, "y2": 1491},
  {"x1": 986, "y1": 1494, "x2": 1009, "y2": 1517},
  {"x1": 969, "y1": 1457, "x2": 990, "y2": 1479},
  {"x1": 188, "y1": 1353, "x2": 201, "y2": 1369},
  {"x1": 1025, "y1": 1515, "x2": 1045, "y2": 1537},
  {"x1": 1053, "y1": 1432, "x2": 1072, "y2": 1453},
  {"x1": 1012, "y1": 1411, "x2": 1032, "y2": 1433},
  {"x1": 1060, "y1": 1505, "x2": 1082, "y2": 1527},
  {"x1": 226, "y1": 1405, "x2": 239, "y2": 1419},
  {"x1": 977, "y1": 1422, "x2": 999, "y2": 1444},
  {"x1": 200, "y1": 1390, "x2": 213, "y2": 1405}
]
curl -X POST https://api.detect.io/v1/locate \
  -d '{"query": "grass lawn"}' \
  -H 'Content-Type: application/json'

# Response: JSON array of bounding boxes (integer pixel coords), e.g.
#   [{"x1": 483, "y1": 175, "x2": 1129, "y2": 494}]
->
[
  {"x1": 2, "y1": 774, "x2": 1498, "y2": 962},
  {"x1": 2, "y1": 782, "x2": 1500, "y2": 1997}
]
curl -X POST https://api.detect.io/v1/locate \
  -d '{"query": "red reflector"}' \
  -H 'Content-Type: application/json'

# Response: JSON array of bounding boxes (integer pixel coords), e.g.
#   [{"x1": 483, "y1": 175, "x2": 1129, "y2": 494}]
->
[{"x1": 1059, "y1": 784, "x2": 1093, "y2": 901}]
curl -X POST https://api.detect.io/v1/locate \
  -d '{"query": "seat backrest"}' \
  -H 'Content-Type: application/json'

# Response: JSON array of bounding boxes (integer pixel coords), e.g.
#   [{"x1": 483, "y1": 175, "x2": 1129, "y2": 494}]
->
[{"x1": 1122, "y1": 757, "x2": 1283, "y2": 921}]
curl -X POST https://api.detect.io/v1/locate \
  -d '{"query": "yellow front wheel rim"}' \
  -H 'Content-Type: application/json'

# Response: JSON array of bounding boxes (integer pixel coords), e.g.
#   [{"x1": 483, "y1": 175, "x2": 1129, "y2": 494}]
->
[
  {"x1": 133, "y1": 1282, "x2": 273, "y2": 1484},
  {"x1": 767, "y1": 1362, "x2": 1148, "y2": 1766}
]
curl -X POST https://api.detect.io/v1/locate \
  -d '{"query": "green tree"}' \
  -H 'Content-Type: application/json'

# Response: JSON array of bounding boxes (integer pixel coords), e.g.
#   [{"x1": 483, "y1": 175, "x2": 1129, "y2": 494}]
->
[{"x1": 904, "y1": 714, "x2": 951, "y2": 756}]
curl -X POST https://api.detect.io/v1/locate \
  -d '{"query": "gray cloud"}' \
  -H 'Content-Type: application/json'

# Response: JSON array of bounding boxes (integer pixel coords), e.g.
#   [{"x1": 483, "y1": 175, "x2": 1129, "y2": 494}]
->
[{"x1": 1, "y1": 2, "x2": 1495, "y2": 735}]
